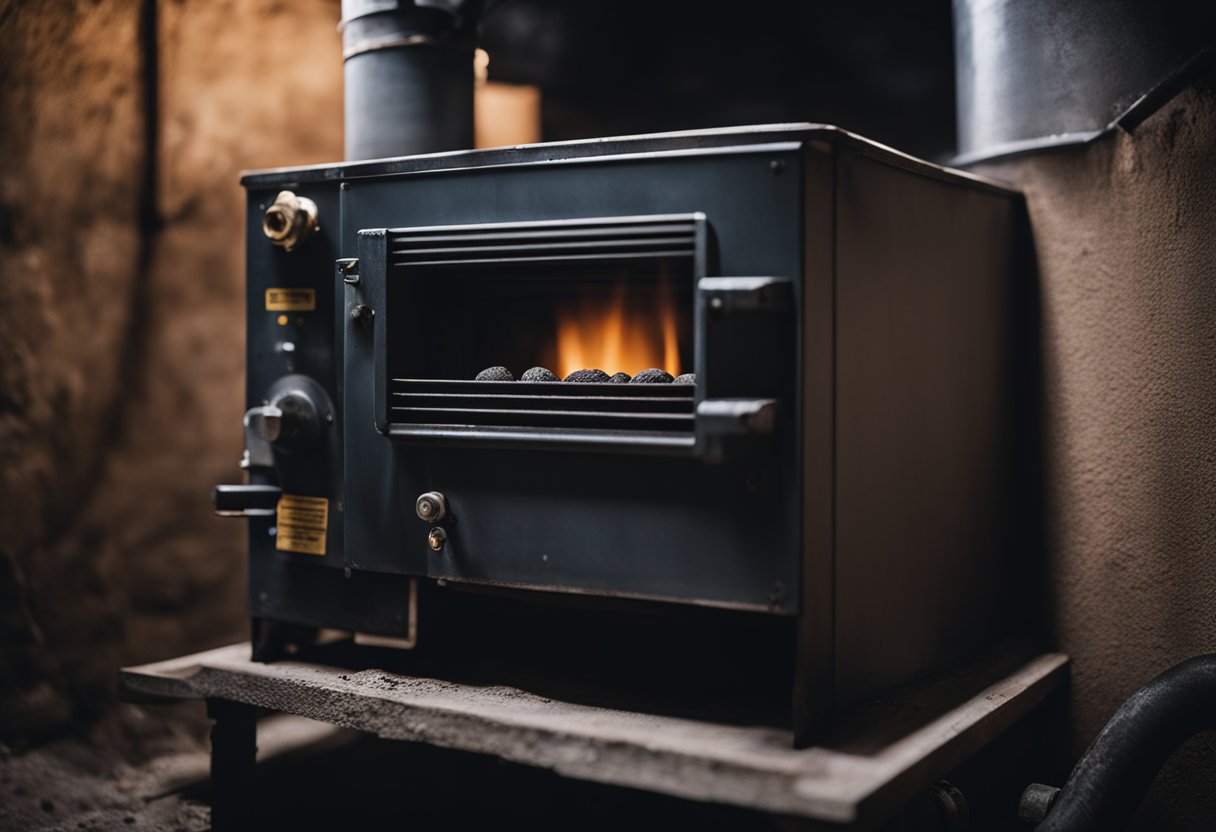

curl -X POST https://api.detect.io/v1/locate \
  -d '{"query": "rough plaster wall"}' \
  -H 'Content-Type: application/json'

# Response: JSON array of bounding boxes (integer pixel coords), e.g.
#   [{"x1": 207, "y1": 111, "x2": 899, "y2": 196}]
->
[
  {"x1": 0, "y1": 0, "x2": 149, "y2": 738},
  {"x1": 979, "y1": 83, "x2": 1216, "y2": 829},
  {"x1": 0, "y1": 0, "x2": 344, "y2": 741}
]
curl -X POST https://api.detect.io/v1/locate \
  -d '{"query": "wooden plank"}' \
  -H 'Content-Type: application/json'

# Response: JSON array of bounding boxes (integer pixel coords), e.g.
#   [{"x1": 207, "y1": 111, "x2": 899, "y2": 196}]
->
[{"x1": 121, "y1": 644, "x2": 1066, "y2": 826}]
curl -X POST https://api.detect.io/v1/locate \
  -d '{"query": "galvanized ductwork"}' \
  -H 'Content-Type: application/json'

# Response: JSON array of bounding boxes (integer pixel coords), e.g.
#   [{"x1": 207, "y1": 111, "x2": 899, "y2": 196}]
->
[
  {"x1": 953, "y1": 0, "x2": 1216, "y2": 164},
  {"x1": 341, "y1": 0, "x2": 486, "y2": 160}
]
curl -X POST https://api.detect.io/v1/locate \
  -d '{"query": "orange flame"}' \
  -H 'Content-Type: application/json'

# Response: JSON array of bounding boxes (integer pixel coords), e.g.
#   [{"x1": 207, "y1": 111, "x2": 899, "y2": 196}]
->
[{"x1": 554, "y1": 281, "x2": 682, "y2": 379}]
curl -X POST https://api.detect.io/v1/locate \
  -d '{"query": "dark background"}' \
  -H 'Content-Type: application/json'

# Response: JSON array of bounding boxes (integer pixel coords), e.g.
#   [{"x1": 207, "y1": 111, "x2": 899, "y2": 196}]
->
[{"x1": 480, "y1": 0, "x2": 956, "y2": 159}]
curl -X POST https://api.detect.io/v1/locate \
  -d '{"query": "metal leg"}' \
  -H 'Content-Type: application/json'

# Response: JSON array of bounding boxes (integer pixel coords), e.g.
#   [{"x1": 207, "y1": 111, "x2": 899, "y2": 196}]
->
[{"x1": 206, "y1": 698, "x2": 257, "y2": 831}]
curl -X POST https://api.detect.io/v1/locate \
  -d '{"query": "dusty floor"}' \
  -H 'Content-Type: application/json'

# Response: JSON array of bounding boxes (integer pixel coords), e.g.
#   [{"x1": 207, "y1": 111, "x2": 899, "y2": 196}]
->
[
  {"x1": 0, "y1": 702, "x2": 797, "y2": 832},
  {"x1": 0, "y1": 704, "x2": 212, "y2": 832}
]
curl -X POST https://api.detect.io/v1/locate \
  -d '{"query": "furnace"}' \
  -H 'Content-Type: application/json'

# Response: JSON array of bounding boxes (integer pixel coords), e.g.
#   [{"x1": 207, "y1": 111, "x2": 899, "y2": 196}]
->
[{"x1": 216, "y1": 124, "x2": 1026, "y2": 746}]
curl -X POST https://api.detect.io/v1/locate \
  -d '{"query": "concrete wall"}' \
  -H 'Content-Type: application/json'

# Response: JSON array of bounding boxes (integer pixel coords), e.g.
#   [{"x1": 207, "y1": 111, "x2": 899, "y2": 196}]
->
[
  {"x1": 0, "y1": 0, "x2": 343, "y2": 740},
  {"x1": 978, "y1": 82, "x2": 1216, "y2": 829}
]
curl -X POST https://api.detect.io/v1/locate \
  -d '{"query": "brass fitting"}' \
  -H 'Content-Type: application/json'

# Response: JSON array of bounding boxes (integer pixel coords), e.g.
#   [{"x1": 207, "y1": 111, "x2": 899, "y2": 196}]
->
[
  {"x1": 428, "y1": 527, "x2": 447, "y2": 552},
  {"x1": 262, "y1": 190, "x2": 319, "y2": 251}
]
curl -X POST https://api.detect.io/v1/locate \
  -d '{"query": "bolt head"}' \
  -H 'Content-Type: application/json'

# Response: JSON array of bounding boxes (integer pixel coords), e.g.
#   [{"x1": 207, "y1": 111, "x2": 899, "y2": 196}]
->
[{"x1": 415, "y1": 491, "x2": 447, "y2": 522}]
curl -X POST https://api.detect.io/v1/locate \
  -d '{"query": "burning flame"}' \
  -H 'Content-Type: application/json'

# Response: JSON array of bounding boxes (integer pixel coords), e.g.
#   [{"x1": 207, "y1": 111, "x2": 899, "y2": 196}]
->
[{"x1": 554, "y1": 280, "x2": 682, "y2": 379}]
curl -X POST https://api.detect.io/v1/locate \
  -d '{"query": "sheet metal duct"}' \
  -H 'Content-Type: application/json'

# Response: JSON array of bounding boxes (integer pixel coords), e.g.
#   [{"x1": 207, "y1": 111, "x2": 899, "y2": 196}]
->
[
  {"x1": 341, "y1": 0, "x2": 485, "y2": 160},
  {"x1": 953, "y1": 0, "x2": 1216, "y2": 164}
]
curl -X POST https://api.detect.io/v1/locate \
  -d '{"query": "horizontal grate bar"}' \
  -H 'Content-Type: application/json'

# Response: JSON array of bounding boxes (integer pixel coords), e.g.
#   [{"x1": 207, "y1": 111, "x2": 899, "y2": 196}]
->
[
  {"x1": 391, "y1": 379, "x2": 694, "y2": 396},
  {"x1": 386, "y1": 424, "x2": 698, "y2": 453},
  {"x1": 388, "y1": 219, "x2": 698, "y2": 268},
  {"x1": 391, "y1": 223, "x2": 698, "y2": 245},
  {"x1": 390, "y1": 407, "x2": 692, "y2": 432},
  {"x1": 393, "y1": 393, "x2": 693, "y2": 414},
  {"x1": 388, "y1": 379, "x2": 695, "y2": 434}
]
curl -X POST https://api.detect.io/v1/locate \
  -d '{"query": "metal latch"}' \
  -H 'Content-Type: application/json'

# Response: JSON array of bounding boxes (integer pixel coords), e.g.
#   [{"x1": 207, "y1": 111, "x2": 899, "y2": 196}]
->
[{"x1": 213, "y1": 484, "x2": 282, "y2": 517}]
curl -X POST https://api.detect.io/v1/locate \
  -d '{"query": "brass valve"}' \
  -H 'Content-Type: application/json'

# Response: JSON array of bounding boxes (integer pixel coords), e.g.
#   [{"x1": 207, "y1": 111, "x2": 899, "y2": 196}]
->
[{"x1": 262, "y1": 190, "x2": 319, "y2": 251}]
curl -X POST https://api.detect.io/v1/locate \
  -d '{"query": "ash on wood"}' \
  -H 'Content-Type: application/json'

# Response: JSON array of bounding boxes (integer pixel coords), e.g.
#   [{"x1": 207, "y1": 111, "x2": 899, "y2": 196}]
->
[
  {"x1": 120, "y1": 642, "x2": 1068, "y2": 826},
  {"x1": 673, "y1": 373, "x2": 696, "y2": 385}
]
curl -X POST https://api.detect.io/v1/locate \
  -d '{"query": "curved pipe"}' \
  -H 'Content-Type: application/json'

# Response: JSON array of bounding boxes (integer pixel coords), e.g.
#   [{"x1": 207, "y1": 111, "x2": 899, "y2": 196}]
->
[{"x1": 1037, "y1": 654, "x2": 1216, "y2": 832}]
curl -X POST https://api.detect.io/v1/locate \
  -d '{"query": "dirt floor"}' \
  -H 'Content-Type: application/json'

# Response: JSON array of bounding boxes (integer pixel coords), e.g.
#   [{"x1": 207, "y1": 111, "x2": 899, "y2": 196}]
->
[
  {"x1": 0, "y1": 703, "x2": 212, "y2": 832},
  {"x1": 0, "y1": 702, "x2": 796, "y2": 832}
]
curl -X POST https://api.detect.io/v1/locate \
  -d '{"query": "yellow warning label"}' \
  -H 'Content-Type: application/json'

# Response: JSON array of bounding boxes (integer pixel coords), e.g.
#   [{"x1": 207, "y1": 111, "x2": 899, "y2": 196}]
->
[
  {"x1": 265, "y1": 288, "x2": 316, "y2": 312},
  {"x1": 275, "y1": 494, "x2": 328, "y2": 556}
]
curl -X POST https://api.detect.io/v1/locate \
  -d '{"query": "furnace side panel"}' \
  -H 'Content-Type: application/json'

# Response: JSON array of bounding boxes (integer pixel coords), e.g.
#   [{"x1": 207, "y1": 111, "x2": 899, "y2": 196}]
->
[
  {"x1": 793, "y1": 140, "x2": 839, "y2": 746},
  {"x1": 831, "y1": 150, "x2": 1020, "y2": 704}
]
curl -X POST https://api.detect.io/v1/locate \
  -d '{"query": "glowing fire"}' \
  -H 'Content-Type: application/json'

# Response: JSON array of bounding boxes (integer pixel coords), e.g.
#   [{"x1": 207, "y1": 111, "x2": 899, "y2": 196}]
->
[{"x1": 554, "y1": 281, "x2": 682, "y2": 379}]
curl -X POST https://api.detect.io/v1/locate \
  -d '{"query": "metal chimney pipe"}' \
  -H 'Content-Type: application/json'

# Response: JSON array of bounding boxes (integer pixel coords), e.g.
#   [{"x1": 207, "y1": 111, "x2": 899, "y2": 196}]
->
[
  {"x1": 340, "y1": 0, "x2": 479, "y2": 161},
  {"x1": 952, "y1": 0, "x2": 1215, "y2": 165}
]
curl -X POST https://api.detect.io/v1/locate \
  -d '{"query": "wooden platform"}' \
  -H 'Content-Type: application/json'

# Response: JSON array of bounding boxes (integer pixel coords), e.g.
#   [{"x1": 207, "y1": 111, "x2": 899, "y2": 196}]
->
[{"x1": 121, "y1": 643, "x2": 1066, "y2": 828}]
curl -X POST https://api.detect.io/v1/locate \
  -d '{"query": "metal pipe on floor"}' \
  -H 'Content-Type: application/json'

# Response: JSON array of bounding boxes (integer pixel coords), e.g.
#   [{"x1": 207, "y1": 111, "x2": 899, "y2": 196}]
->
[{"x1": 1030, "y1": 654, "x2": 1216, "y2": 832}]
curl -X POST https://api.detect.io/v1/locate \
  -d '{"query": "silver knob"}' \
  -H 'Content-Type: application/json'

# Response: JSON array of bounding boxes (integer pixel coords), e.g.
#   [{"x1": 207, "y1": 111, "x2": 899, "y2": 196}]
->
[
  {"x1": 415, "y1": 491, "x2": 448, "y2": 523},
  {"x1": 244, "y1": 405, "x2": 283, "y2": 443}
]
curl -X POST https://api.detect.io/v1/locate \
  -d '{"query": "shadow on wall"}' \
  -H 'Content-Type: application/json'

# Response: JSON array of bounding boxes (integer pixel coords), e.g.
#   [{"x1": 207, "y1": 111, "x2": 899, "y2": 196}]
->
[
  {"x1": 0, "y1": 0, "x2": 345, "y2": 743},
  {"x1": 978, "y1": 80, "x2": 1216, "y2": 831}
]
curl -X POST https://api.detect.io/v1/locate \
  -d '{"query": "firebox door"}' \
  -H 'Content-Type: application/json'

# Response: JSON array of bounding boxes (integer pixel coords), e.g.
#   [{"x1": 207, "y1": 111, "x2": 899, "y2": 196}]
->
[{"x1": 349, "y1": 214, "x2": 791, "y2": 458}]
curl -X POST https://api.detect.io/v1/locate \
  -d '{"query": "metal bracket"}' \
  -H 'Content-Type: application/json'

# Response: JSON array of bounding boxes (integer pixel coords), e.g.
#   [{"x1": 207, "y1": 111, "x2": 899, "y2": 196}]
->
[
  {"x1": 698, "y1": 276, "x2": 792, "y2": 312},
  {"x1": 213, "y1": 484, "x2": 283, "y2": 518}
]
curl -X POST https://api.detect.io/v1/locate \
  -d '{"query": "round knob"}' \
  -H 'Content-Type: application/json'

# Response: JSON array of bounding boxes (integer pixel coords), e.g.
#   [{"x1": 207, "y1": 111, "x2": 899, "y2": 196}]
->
[
  {"x1": 245, "y1": 404, "x2": 283, "y2": 443},
  {"x1": 271, "y1": 392, "x2": 322, "y2": 449},
  {"x1": 415, "y1": 491, "x2": 448, "y2": 523},
  {"x1": 245, "y1": 389, "x2": 322, "y2": 451}
]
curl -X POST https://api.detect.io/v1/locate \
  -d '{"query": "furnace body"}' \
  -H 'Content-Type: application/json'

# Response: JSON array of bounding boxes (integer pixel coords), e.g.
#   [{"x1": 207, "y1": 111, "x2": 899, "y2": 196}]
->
[{"x1": 222, "y1": 124, "x2": 1028, "y2": 744}]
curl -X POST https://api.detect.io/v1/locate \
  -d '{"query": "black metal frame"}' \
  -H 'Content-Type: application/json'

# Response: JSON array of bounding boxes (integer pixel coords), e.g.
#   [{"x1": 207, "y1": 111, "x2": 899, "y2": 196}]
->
[
  {"x1": 364, "y1": 213, "x2": 708, "y2": 452},
  {"x1": 228, "y1": 125, "x2": 1028, "y2": 746}
]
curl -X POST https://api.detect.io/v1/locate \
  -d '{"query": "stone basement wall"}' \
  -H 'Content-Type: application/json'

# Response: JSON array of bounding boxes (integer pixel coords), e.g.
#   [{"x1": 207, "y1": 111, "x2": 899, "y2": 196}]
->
[{"x1": 0, "y1": 0, "x2": 344, "y2": 741}]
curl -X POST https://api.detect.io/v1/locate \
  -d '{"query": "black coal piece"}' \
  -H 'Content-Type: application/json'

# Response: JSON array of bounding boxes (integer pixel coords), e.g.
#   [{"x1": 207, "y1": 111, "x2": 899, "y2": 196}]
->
[
  {"x1": 564, "y1": 369, "x2": 611, "y2": 383},
  {"x1": 673, "y1": 373, "x2": 696, "y2": 384},
  {"x1": 631, "y1": 368, "x2": 674, "y2": 384},
  {"x1": 475, "y1": 366, "x2": 515, "y2": 381},
  {"x1": 521, "y1": 366, "x2": 560, "y2": 382},
  {"x1": 609, "y1": 372, "x2": 632, "y2": 383}
]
